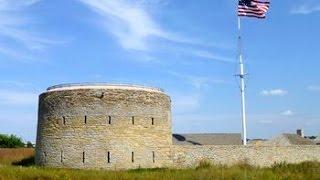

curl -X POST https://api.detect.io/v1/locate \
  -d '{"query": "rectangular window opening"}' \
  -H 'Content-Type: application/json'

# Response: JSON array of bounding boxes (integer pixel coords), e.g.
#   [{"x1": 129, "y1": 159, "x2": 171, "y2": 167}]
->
[
  {"x1": 108, "y1": 116, "x2": 111, "y2": 125},
  {"x1": 82, "y1": 151, "x2": 85, "y2": 163},
  {"x1": 132, "y1": 116, "x2": 135, "y2": 125},
  {"x1": 63, "y1": 116, "x2": 66, "y2": 125},
  {"x1": 107, "y1": 151, "x2": 110, "y2": 163},
  {"x1": 151, "y1": 118, "x2": 154, "y2": 125},
  {"x1": 131, "y1": 152, "x2": 134, "y2": 163},
  {"x1": 84, "y1": 116, "x2": 87, "y2": 124},
  {"x1": 152, "y1": 151, "x2": 155, "y2": 163}
]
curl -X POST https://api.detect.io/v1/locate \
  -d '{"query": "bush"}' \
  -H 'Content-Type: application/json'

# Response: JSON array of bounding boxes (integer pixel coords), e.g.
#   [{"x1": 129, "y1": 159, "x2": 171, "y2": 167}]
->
[{"x1": 0, "y1": 134, "x2": 25, "y2": 148}]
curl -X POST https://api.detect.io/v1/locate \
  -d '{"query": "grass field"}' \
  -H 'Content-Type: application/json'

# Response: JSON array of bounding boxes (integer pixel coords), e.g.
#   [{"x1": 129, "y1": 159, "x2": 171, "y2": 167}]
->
[
  {"x1": 0, "y1": 148, "x2": 34, "y2": 165},
  {"x1": 0, "y1": 148, "x2": 319, "y2": 180}
]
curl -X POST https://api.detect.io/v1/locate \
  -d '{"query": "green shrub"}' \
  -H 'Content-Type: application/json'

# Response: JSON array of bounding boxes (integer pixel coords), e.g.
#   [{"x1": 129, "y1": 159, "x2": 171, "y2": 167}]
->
[
  {"x1": 196, "y1": 159, "x2": 212, "y2": 169},
  {"x1": 0, "y1": 134, "x2": 25, "y2": 148}
]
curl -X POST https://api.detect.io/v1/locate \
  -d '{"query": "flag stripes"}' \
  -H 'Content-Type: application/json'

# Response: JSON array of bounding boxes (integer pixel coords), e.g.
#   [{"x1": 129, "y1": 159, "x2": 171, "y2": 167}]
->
[{"x1": 238, "y1": 0, "x2": 270, "y2": 18}]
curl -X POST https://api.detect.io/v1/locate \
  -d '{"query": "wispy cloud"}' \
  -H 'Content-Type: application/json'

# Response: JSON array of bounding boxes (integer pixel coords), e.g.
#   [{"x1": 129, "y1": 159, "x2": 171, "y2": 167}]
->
[
  {"x1": 169, "y1": 71, "x2": 228, "y2": 89},
  {"x1": 291, "y1": 3, "x2": 320, "y2": 15},
  {"x1": 0, "y1": 80, "x2": 28, "y2": 88},
  {"x1": 260, "y1": 89, "x2": 288, "y2": 96},
  {"x1": 0, "y1": 89, "x2": 38, "y2": 106},
  {"x1": 257, "y1": 119, "x2": 273, "y2": 124},
  {"x1": 78, "y1": 0, "x2": 230, "y2": 63},
  {"x1": 0, "y1": 0, "x2": 64, "y2": 61},
  {"x1": 78, "y1": 0, "x2": 179, "y2": 51},
  {"x1": 189, "y1": 50, "x2": 234, "y2": 63},
  {"x1": 281, "y1": 110, "x2": 294, "y2": 116},
  {"x1": 307, "y1": 85, "x2": 320, "y2": 92}
]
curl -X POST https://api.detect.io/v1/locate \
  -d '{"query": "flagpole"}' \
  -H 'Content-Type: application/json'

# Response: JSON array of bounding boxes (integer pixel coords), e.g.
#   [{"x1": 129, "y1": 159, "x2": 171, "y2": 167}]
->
[{"x1": 237, "y1": 17, "x2": 247, "y2": 145}]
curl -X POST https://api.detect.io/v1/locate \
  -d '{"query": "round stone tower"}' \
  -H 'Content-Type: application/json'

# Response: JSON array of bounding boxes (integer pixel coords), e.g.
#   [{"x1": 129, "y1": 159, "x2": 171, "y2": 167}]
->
[{"x1": 35, "y1": 83, "x2": 172, "y2": 170}]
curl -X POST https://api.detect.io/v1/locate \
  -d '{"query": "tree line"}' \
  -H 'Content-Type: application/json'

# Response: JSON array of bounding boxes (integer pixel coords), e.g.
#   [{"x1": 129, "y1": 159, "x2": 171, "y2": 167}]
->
[{"x1": 0, "y1": 134, "x2": 33, "y2": 148}]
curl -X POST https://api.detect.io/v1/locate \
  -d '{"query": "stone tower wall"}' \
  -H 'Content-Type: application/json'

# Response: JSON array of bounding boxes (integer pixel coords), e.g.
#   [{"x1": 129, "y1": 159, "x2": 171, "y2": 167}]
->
[{"x1": 35, "y1": 85, "x2": 172, "y2": 170}]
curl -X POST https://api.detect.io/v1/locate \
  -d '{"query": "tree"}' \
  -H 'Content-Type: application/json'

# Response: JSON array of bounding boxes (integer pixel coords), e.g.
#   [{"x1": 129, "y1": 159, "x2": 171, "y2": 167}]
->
[
  {"x1": 26, "y1": 141, "x2": 34, "y2": 148},
  {"x1": 0, "y1": 134, "x2": 25, "y2": 148}
]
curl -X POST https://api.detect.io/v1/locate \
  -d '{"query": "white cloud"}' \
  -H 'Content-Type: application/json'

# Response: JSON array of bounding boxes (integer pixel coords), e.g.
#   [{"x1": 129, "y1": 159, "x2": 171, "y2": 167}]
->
[
  {"x1": 307, "y1": 85, "x2": 320, "y2": 92},
  {"x1": 78, "y1": 0, "x2": 229, "y2": 63},
  {"x1": 171, "y1": 93, "x2": 200, "y2": 113},
  {"x1": 260, "y1": 89, "x2": 288, "y2": 96},
  {"x1": 0, "y1": 0, "x2": 41, "y2": 10},
  {"x1": 0, "y1": 89, "x2": 38, "y2": 106},
  {"x1": 78, "y1": 0, "x2": 178, "y2": 51},
  {"x1": 281, "y1": 110, "x2": 294, "y2": 116},
  {"x1": 291, "y1": 4, "x2": 320, "y2": 15},
  {"x1": 0, "y1": 0, "x2": 64, "y2": 60},
  {"x1": 190, "y1": 50, "x2": 234, "y2": 63}
]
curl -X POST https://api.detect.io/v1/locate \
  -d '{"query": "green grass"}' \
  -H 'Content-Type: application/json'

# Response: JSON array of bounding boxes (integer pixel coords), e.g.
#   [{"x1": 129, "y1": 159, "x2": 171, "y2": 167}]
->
[
  {"x1": 0, "y1": 161, "x2": 319, "y2": 180},
  {"x1": 0, "y1": 149, "x2": 319, "y2": 180}
]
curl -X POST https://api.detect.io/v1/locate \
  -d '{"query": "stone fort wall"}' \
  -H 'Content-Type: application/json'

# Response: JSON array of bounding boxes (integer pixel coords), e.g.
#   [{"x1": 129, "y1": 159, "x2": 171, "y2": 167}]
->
[
  {"x1": 35, "y1": 84, "x2": 320, "y2": 170},
  {"x1": 35, "y1": 84, "x2": 173, "y2": 170},
  {"x1": 173, "y1": 145, "x2": 320, "y2": 168}
]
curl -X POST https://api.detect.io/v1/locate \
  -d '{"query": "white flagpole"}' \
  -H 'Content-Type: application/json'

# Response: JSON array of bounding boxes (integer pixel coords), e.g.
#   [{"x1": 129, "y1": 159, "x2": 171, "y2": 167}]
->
[{"x1": 237, "y1": 17, "x2": 247, "y2": 145}]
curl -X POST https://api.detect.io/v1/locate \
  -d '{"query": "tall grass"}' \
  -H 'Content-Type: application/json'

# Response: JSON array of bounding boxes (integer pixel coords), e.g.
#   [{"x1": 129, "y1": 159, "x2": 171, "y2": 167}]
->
[
  {"x1": 0, "y1": 149, "x2": 319, "y2": 179},
  {"x1": 0, "y1": 161, "x2": 319, "y2": 180},
  {"x1": 0, "y1": 148, "x2": 34, "y2": 165}
]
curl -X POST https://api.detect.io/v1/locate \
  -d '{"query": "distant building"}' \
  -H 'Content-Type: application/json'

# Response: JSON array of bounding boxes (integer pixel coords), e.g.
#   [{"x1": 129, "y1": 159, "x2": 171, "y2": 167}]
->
[
  {"x1": 173, "y1": 133, "x2": 242, "y2": 145},
  {"x1": 266, "y1": 134, "x2": 316, "y2": 146},
  {"x1": 315, "y1": 136, "x2": 320, "y2": 145}
]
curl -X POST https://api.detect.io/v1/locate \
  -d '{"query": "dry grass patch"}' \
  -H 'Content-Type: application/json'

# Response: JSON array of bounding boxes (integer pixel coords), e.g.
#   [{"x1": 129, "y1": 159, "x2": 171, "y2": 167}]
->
[{"x1": 0, "y1": 148, "x2": 34, "y2": 165}]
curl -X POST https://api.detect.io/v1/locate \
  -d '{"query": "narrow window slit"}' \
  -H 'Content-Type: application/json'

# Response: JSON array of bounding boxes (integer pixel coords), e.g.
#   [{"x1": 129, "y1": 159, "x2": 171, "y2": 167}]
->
[
  {"x1": 82, "y1": 151, "x2": 85, "y2": 163},
  {"x1": 62, "y1": 116, "x2": 66, "y2": 125},
  {"x1": 151, "y1": 118, "x2": 154, "y2": 125},
  {"x1": 132, "y1": 116, "x2": 135, "y2": 125},
  {"x1": 44, "y1": 151, "x2": 47, "y2": 163},
  {"x1": 108, "y1": 116, "x2": 111, "y2": 125},
  {"x1": 152, "y1": 151, "x2": 155, "y2": 163},
  {"x1": 84, "y1": 116, "x2": 87, "y2": 124},
  {"x1": 60, "y1": 150, "x2": 63, "y2": 163},
  {"x1": 131, "y1": 152, "x2": 134, "y2": 163},
  {"x1": 107, "y1": 151, "x2": 110, "y2": 163}
]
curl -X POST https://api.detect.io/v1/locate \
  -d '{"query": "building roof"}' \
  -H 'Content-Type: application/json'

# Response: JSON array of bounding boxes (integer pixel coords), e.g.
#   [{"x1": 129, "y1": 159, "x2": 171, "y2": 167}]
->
[
  {"x1": 267, "y1": 133, "x2": 316, "y2": 146},
  {"x1": 172, "y1": 133, "x2": 242, "y2": 145},
  {"x1": 283, "y1": 134, "x2": 316, "y2": 145},
  {"x1": 315, "y1": 136, "x2": 320, "y2": 144}
]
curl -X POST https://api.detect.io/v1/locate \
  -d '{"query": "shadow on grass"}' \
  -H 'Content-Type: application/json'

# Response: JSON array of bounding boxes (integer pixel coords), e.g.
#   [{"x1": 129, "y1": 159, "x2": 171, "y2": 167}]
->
[{"x1": 12, "y1": 156, "x2": 35, "y2": 167}]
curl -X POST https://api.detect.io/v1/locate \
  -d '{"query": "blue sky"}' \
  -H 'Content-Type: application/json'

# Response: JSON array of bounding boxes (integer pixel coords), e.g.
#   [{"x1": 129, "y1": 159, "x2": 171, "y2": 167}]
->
[{"x1": 0, "y1": 0, "x2": 320, "y2": 142}]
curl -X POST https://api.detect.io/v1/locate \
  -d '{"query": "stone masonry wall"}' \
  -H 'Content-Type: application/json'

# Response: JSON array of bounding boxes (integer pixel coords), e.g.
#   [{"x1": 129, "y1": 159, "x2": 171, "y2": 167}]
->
[
  {"x1": 173, "y1": 145, "x2": 320, "y2": 168},
  {"x1": 35, "y1": 87, "x2": 172, "y2": 170}
]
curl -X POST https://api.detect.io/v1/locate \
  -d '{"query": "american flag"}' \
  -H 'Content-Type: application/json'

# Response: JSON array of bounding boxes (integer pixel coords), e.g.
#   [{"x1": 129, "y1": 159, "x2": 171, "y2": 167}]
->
[{"x1": 238, "y1": 0, "x2": 270, "y2": 18}]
